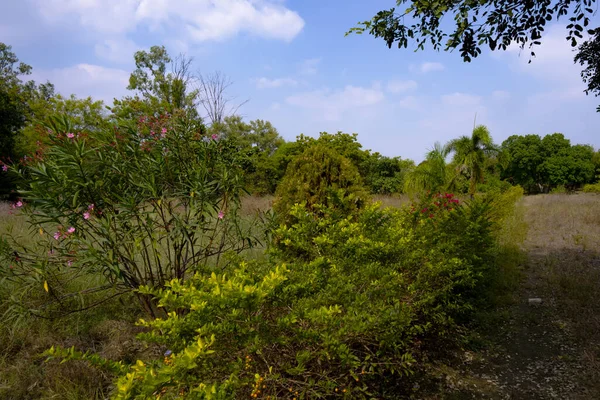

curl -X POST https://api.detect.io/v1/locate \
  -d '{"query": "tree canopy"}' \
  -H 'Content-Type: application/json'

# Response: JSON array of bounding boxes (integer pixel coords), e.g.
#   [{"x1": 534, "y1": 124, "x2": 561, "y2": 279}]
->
[
  {"x1": 575, "y1": 28, "x2": 600, "y2": 111},
  {"x1": 348, "y1": 0, "x2": 597, "y2": 62}
]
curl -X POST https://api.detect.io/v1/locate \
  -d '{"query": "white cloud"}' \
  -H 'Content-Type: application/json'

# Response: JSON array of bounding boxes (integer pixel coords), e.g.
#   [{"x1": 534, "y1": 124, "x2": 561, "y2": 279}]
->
[
  {"x1": 31, "y1": 64, "x2": 130, "y2": 104},
  {"x1": 492, "y1": 90, "x2": 510, "y2": 101},
  {"x1": 299, "y1": 58, "x2": 321, "y2": 75},
  {"x1": 397, "y1": 95, "x2": 422, "y2": 111},
  {"x1": 95, "y1": 38, "x2": 139, "y2": 64},
  {"x1": 411, "y1": 62, "x2": 445, "y2": 73},
  {"x1": 34, "y1": 0, "x2": 305, "y2": 42},
  {"x1": 254, "y1": 77, "x2": 298, "y2": 89},
  {"x1": 495, "y1": 24, "x2": 587, "y2": 97},
  {"x1": 387, "y1": 79, "x2": 418, "y2": 94},
  {"x1": 441, "y1": 92, "x2": 483, "y2": 108},
  {"x1": 286, "y1": 84, "x2": 385, "y2": 121}
]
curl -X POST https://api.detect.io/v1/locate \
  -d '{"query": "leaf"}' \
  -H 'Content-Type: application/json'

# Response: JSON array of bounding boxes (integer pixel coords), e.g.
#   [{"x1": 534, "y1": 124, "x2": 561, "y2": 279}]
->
[{"x1": 44, "y1": 281, "x2": 49, "y2": 292}]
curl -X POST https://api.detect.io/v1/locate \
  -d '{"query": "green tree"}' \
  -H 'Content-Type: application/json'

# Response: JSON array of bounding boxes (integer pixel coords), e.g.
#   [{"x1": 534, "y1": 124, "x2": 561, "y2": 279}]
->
[
  {"x1": 364, "y1": 153, "x2": 415, "y2": 194},
  {"x1": 502, "y1": 133, "x2": 595, "y2": 192},
  {"x1": 0, "y1": 43, "x2": 54, "y2": 198},
  {"x1": 15, "y1": 94, "x2": 107, "y2": 157},
  {"x1": 348, "y1": 0, "x2": 596, "y2": 62},
  {"x1": 575, "y1": 28, "x2": 600, "y2": 111},
  {"x1": 274, "y1": 144, "x2": 369, "y2": 224},
  {"x1": 447, "y1": 125, "x2": 498, "y2": 197},
  {"x1": 404, "y1": 142, "x2": 454, "y2": 194},
  {"x1": 126, "y1": 46, "x2": 201, "y2": 121}
]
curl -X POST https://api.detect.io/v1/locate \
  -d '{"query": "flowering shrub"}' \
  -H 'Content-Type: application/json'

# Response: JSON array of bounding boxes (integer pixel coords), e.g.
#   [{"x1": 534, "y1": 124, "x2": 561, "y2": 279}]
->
[
  {"x1": 43, "y1": 189, "x2": 523, "y2": 398},
  {"x1": 0, "y1": 112, "x2": 257, "y2": 317}
]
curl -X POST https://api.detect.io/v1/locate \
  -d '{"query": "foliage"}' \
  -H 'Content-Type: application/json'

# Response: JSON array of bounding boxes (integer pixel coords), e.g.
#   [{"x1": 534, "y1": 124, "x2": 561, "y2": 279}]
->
[
  {"x1": 209, "y1": 116, "x2": 286, "y2": 194},
  {"x1": 348, "y1": 0, "x2": 596, "y2": 62},
  {"x1": 128, "y1": 46, "x2": 199, "y2": 117},
  {"x1": 363, "y1": 153, "x2": 414, "y2": 194},
  {"x1": 0, "y1": 42, "x2": 54, "y2": 198},
  {"x1": 501, "y1": 133, "x2": 595, "y2": 193},
  {"x1": 448, "y1": 125, "x2": 499, "y2": 196},
  {"x1": 1, "y1": 112, "x2": 258, "y2": 317},
  {"x1": 15, "y1": 94, "x2": 107, "y2": 158},
  {"x1": 404, "y1": 142, "x2": 454, "y2": 194},
  {"x1": 583, "y1": 182, "x2": 600, "y2": 192},
  {"x1": 46, "y1": 186, "x2": 520, "y2": 398},
  {"x1": 273, "y1": 144, "x2": 369, "y2": 224},
  {"x1": 575, "y1": 28, "x2": 600, "y2": 111}
]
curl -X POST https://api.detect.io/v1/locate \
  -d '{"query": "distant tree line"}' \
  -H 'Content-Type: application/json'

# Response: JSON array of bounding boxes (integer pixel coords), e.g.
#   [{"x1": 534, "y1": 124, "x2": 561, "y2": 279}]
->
[{"x1": 1, "y1": 42, "x2": 599, "y2": 199}]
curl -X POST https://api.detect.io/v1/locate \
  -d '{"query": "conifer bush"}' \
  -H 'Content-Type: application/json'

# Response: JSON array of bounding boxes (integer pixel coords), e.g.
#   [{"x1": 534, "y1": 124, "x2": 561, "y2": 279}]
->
[{"x1": 273, "y1": 144, "x2": 369, "y2": 224}]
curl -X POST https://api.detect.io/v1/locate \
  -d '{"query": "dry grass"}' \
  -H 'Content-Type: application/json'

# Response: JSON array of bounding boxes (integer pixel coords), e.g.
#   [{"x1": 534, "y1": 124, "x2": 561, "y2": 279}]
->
[
  {"x1": 239, "y1": 195, "x2": 274, "y2": 216},
  {"x1": 522, "y1": 193, "x2": 600, "y2": 395},
  {"x1": 371, "y1": 194, "x2": 411, "y2": 209}
]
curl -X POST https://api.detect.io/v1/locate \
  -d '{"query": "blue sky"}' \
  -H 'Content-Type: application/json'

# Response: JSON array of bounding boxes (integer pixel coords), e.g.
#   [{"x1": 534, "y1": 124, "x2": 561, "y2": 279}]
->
[{"x1": 2, "y1": 0, "x2": 599, "y2": 161}]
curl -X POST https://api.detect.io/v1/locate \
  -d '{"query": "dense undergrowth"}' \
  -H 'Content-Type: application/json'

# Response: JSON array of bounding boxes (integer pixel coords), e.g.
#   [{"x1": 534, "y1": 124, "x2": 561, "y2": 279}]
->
[{"x1": 0, "y1": 114, "x2": 527, "y2": 399}]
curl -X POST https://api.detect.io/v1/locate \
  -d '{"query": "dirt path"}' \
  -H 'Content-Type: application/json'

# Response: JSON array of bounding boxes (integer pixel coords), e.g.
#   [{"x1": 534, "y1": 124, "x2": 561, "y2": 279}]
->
[{"x1": 442, "y1": 194, "x2": 600, "y2": 399}]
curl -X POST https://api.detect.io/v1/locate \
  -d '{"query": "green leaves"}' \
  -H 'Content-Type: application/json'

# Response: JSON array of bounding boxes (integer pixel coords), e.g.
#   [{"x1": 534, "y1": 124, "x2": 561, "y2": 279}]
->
[{"x1": 349, "y1": 0, "x2": 597, "y2": 65}]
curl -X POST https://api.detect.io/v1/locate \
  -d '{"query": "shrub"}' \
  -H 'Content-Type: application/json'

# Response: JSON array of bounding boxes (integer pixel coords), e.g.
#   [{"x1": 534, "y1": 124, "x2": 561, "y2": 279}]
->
[
  {"x1": 47, "y1": 190, "x2": 515, "y2": 398},
  {"x1": 0, "y1": 113, "x2": 258, "y2": 317},
  {"x1": 273, "y1": 144, "x2": 369, "y2": 224},
  {"x1": 583, "y1": 183, "x2": 600, "y2": 193}
]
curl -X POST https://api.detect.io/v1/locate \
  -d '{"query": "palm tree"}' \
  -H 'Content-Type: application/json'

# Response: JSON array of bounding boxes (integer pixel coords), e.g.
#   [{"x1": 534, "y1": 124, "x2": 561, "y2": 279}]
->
[
  {"x1": 447, "y1": 125, "x2": 498, "y2": 197},
  {"x1": 404, "y1": 142, "x2": 454, "y2": 194}
]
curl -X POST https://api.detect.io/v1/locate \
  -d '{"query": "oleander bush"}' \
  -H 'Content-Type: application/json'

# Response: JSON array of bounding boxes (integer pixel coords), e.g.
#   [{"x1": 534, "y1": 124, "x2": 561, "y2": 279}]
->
[{"x1": 0, "y1": 112, "x2": 258, "y2": 318}]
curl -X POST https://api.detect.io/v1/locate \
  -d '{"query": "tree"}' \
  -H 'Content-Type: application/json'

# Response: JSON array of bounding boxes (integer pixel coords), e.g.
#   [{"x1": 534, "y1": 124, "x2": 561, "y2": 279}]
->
[
  {"x1": 447, "y1": 125, "x2": 498, "y2": 196},
  {"x1": 404, "y1": 142, "x2": 454, "y2": 194},
  {"x1": 0, "y1": 43, "x2": 32, "y2": 161},
  {"x1": 16, "y1": 94, "x2": 107, "y2": 158},
  {"x1": 197, "y1": 71, "x2": 247, "y2": 125},
  {"x1": 0, "y1": 43, "x2": 54, "y2": 198},
  {"x1": 574, "y1": 28, "x2": 600, "y2": 111},
  {"x1": 127, "y1": 46, "x2": 201, "y2": 120},
  {"x1": 348, "y1": 1, "x2": 596, "y2": 62},
  {"x1": 501, "y1": 133, "x2": 595, "y2": 192}
]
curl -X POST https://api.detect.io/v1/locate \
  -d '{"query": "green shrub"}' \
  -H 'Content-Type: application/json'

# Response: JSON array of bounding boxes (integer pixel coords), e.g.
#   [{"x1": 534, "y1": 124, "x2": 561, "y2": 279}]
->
[
  {"x1": 273, "y1": 144, "x2": 369, "y2": 225},
  {"x1": 1, "y1": 112, "x2": 258, "y2": 317},
  {"x1": 583, "y1": 183, "x2": 600, "y2": 193},
  {"x1": 46, "y1": 189, "x2": 515, "y2": 398}
]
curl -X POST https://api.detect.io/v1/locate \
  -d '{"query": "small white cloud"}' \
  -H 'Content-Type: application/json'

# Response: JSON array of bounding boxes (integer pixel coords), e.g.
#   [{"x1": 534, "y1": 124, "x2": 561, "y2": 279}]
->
[
  {"x1": 95, "y1": 38, "x2": 138, "y2": 64},
  {"x1": 254, "y1": 77, "x2": 298, "y2": 89},
  {"x1": 398, "y1": 95, "x2": 421, "y2": 111},
  {"x1": 411, "y1": 62, "x2": 445, "y2": 73},
  {"x1": 286, "y1": 84, "x2": 385, "y2": 121},
  {"x1": 299, "y1": 58, "x2": 321, "y2": 75},
  {"x1": 387, "y1": 79, "x2": 418, "y2": 94},
  {"x1": 492, "y1": 90, "x2": 510, "y2": 101},
  {"x1": 441, "y1": 92, "x2": 482, "y2": 107},
  {"x1": 30, "y1": 63, "x2": 130, "y2": 104}
]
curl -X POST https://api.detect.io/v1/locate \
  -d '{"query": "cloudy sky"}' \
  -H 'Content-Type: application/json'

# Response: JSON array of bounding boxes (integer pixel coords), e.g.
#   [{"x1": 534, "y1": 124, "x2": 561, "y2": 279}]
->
[{"x1": 2, "y1": 0, "x2": 599, "y2": 161}]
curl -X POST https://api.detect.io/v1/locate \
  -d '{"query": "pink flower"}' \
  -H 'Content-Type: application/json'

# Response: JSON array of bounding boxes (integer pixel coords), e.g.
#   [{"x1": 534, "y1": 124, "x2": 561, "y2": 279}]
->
[
  {"x1": 211, "y1": 134, "x2": 218, "y2": 140},
  {"x1": 1, "y1": 165, "x2": 7, "y2": 172},
  {"x1": 15, "y1": 201, "x2": 23, "y2": 208},
  {"x1": 161, "y1": 128, "x2": 167, "y2": 134},
  {"x1": 67, "y1": 227, "x2": 75, "y2": 234},
  {"x1": 83, "y1": 212, "x2": 90, "y2": 220},
  {"x1": 67, "y1": 260, "x2": 73, "y2": 267},
  {"x1": 88, "y1": 204, "x2": 95, "y2": 210},
  {"x1": 53, "y1": 232, "x2": 61, "y2": 240},
  {"x1": 66, "y1": 133, "x2": 75, "y2": 139},
  {"x1": 218, "y1": 210, "x2": 225, "y2": 219}
]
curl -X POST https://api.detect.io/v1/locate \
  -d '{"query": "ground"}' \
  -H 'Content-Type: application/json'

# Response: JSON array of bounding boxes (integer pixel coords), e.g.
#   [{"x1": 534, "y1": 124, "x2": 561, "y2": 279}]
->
[{"x1": 448, "y1": 194, "x2": 600, "y2": 399}]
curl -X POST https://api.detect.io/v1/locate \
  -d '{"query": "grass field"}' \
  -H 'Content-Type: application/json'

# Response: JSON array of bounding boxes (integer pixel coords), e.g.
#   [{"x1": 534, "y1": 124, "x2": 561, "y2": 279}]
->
[{"x1": 1, "y1": 193, "x2": 599, "y2": 399}]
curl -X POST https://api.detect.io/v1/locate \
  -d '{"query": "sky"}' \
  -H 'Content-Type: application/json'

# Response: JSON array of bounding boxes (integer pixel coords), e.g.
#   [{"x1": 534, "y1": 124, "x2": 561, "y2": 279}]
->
[{"x1": 2, "y1": 0, "x2": 599, "y2": 162}]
